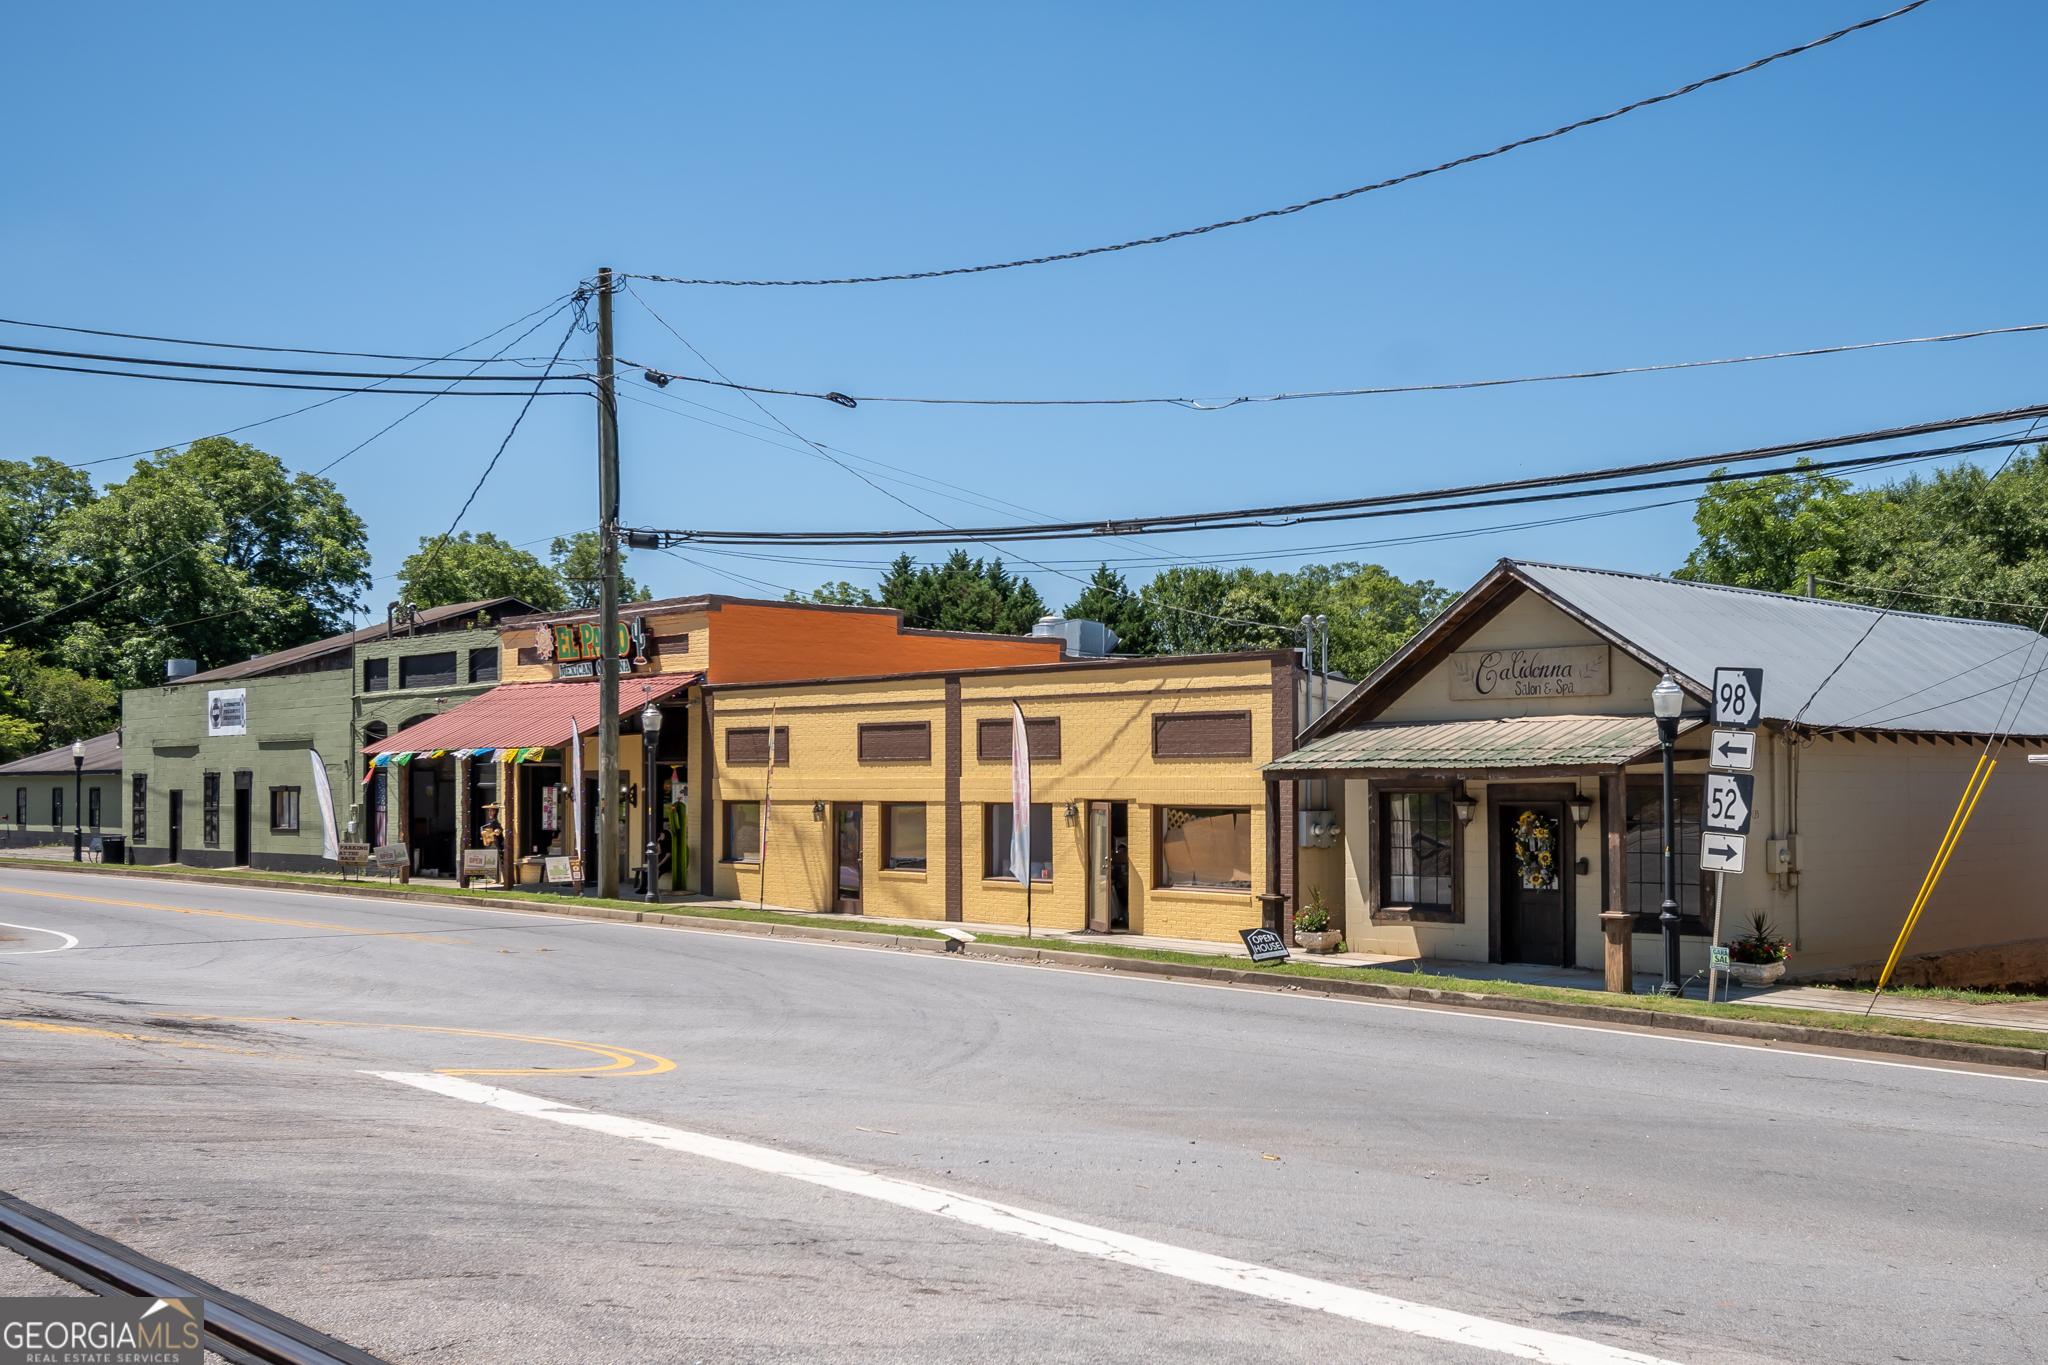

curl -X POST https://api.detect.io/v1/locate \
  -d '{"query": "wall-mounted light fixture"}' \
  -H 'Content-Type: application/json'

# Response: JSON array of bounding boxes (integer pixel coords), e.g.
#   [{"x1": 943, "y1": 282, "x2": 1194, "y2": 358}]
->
[
  {"x1": 1451, "y1": 791, "x2": 1477, "y2": 824},
  {"x1": 812, "y1": 800, "x2": 826, "y2": 822},
  {"x1": 1064, "y1": 800, "x2": 1078, "y2": 825},
  {"x1": 1567, "y1": 792, "x2": 1593, "y2": 827}
]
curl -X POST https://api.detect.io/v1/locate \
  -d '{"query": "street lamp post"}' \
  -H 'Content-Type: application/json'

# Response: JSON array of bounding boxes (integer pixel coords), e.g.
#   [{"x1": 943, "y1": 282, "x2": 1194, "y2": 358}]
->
[
  {"x1": 1651, "y1": 672, "x2": 1685, "y2": 996},
  {"x1": 640, "y1": 699, "x2": 662, "y2": 904},
  {"x1": 70, "y1": 739, "x2": 83, "y2": 862}
]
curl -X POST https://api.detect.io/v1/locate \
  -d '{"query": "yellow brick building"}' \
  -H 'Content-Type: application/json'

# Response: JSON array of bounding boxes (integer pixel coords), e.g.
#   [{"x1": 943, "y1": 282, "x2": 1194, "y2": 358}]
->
[{"x1": 698, "y1": 651, "x2": 1301, "y2": 943}]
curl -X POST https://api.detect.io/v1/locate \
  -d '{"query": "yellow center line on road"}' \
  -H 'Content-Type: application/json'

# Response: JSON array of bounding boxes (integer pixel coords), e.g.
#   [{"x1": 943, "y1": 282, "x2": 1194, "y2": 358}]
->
[
  {"x1": 0, "y1": 1017, "x2": 276, "y2": 1058},
  {"x1": 0, "y1": 885, "x2": 468, "y2": 945},
  {"x1": 157, "y1": 1014, "x2": 676, "y2": 1076}
]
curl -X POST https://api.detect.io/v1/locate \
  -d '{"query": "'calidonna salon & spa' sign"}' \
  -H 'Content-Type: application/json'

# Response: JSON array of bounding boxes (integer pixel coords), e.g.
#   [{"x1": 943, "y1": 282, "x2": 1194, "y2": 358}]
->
[{"x1": 1449, "y1": 645, "x2": 1610, "y2": 700}]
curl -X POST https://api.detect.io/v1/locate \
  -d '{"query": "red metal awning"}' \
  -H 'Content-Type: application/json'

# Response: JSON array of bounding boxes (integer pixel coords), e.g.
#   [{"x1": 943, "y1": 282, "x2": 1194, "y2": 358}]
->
[{"x1": 363, "y1": 675, "x2": 698, "y2": 755}]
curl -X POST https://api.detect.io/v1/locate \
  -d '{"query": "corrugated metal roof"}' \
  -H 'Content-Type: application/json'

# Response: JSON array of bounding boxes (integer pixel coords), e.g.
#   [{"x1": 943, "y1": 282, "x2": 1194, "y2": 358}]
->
[
  {"x1": 1515, "y1": 562, "x2": 2048, "y2": 735},
  {"x1": 362, "y1": 675, "x2": 698, "y2": 754},
  {"x1": 1264, "y1": 713, "x2": 1698, "y2": 774},
  {"x1": 0, "y1": 730, "x2": 123, "y2": 776},
  {"x1": 180, "y1": 597, "x2": 538, "y2": 686}
]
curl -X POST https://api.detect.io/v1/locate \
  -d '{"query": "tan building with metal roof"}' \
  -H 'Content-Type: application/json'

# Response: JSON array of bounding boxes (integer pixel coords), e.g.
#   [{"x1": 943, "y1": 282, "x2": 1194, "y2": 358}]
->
[{"x1": 1266, "y1": 560, "x2": 2048, "y2": 988}]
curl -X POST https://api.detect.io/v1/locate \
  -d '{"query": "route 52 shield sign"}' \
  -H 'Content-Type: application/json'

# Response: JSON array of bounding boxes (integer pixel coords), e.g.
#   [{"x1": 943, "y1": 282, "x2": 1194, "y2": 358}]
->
[
  {"x1": 1713, "y1": 667, "x2": 1763, "y2": 729},
  {"x1": 1704, "y1": 773, "x2": 1753, "y2": 835}
]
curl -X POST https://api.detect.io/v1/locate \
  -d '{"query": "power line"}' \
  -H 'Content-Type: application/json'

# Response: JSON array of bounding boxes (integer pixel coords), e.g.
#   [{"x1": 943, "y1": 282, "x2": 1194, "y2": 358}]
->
[
  {"x1": 625, "y1": 321, "x2": 2048, "y2": 411},
  {"x1": 0, "y1": 313, "x2": 578, "y2": 363},
  {"x1": 628, "y1": 407, "x2": 2048, "y2": 546},
  {"x1": 628, "y1": 3, "x2": 1928, "y2": 288},
  {"x1": 0, "y1": 339, "x2": 580, "y2": 383},
  {"x1": 0, "y1": 354, "x2": 585, "y2": 396}
]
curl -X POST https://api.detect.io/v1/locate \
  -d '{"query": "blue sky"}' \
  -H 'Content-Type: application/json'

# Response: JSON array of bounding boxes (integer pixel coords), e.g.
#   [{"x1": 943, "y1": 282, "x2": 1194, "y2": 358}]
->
[{"x1": 5, "y1": 2, "x2": 2044, "y2": 617}]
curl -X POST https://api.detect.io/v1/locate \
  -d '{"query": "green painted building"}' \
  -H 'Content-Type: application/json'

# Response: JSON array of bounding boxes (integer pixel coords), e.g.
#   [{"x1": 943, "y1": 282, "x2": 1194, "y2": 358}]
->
[
  {"x1": 0, "y1": 730, "x2": 123, "y2": 854},
  {"x1": 120, "y1": 597, "x2": 537, "y2": 871}
]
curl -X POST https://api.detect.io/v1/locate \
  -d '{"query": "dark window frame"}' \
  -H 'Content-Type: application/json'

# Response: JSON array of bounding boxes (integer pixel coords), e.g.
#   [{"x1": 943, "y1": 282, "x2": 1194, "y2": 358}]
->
[
  {"x1": 202, "y1": 772, "x2": 221, "y2": 847},
  {"x1": 269, "y1": 786, "x2": 301, "y2": 833},
  {"x1": 985, "y1": 802, "x2": 1053, "y2": 883},
  {"x1": 362, "y1": 657, "x2": 389, "y2": 693},
  {"x1": 399, "y1": 651, "x2": 459, "y2": 691},
  {"x1": 14, "y1": 787, "x2": 25, "y2": 828},
  {"x1": 723, "y1": 800, "x2": 762, "y2": 863},
  {"x1": 50, "y1": 786, "x2": 62, "y2": 829},
  {"x1": 858, "y1": 721, "x2": 932, "y2": 763},
  {"x1": 1625, "y1": 777, "x2": 1716, "y2": 936},
  {"x1": 1370, "y1": 783, "x2": 1462, "y2": 923},
  {"x1": 881, "y1": 802, "x2": 929, "y2": 871},
  {"x1": 88, "y1": 786, "x2": 101, "y2": 831},
  {"x1": 468, "y1": 646, "x2": 499, "y2": 684},
  {"x1": 725, "y1": 726, "x2": 790, "y2": 766},
  {"x1": 132, "y1": 775, "x2": 147, "y2": 843},
  {"x1": 1154, "y1": 805, "x2": 1256, "y2": 893},
  {"x1": 976, "y1": 716, "x2": 1061, "y2": 763}
]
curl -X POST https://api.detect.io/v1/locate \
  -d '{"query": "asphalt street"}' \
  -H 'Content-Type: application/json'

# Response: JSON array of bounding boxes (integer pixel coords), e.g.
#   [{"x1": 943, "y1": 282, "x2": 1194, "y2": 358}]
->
[{"x1": 1, "y1": 865, "x2": 2042, "y2": 1364}]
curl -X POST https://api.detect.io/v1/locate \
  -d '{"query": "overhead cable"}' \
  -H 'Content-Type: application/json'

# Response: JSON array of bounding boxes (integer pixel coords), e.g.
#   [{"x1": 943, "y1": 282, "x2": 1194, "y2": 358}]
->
[
  {"x1": 627, "y1": 321, "x2": 2048, "y2": 411},
  {"x1": 0, "y1": 340, "x2": 578, "y2": 383},
  {"x1": 0, "y1": 313, "x2": 576, "y2": 363},
  {"x1": 629, "y1": 404, "x2": 2048, "y2": 546},
  {"x1": 0, "y1": 355, "x2": 585, "y2": 396},
  {"x1": 628, "y1": 2, "x2": 1928, "y2": 288}
]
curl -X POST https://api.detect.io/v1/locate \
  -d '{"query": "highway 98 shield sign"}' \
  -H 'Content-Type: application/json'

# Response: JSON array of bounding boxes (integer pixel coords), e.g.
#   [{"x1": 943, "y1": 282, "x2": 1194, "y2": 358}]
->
[{"x1": 1713, "y1": 667, "x2": 1763, "y2": 729}]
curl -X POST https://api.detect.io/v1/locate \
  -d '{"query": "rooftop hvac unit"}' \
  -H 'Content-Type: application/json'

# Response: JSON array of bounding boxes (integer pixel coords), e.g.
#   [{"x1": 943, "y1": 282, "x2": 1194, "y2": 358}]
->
[
  {"x1": 1031, "y1": 615, "x2": 1120, "y2": 658},
  {"x1": 165, "y1": 659, "x2": 198, "y2": 680}
]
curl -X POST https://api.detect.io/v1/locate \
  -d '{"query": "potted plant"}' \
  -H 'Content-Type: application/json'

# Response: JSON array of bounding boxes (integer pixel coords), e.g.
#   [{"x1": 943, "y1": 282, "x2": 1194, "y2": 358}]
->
[
  {"x1": 1295, "y1": 887, "x2": 1342, "y2": 954},
  {"x1": 1728, "y1": 911, "x2": 1791, "y2": 987}
]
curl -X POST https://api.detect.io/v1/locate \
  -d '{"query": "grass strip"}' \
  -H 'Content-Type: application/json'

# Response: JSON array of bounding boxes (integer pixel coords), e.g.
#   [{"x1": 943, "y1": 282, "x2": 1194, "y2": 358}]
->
[{"x1": 9, "y1": 859, "x2": 2047, "y2": 1054}]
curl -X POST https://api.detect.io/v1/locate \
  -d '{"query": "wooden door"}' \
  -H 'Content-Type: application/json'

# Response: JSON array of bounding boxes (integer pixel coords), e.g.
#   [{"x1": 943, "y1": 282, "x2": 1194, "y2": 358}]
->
[
  {"x1": 833, "y1": 803, "x2": 863, "y2": 913},
  {"x1": 1088, "y1": 803, "x2": 1111, "y2": 932},
  {"x1": 1499, "y1": 801, "x2": 1565, "y2": 965}
]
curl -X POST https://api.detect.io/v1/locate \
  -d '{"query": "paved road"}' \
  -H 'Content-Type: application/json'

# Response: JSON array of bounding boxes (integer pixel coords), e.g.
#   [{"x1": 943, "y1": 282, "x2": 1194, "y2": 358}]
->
[{"x1": 1, "y1": 866, "x2": 2041, "y2": 1364}]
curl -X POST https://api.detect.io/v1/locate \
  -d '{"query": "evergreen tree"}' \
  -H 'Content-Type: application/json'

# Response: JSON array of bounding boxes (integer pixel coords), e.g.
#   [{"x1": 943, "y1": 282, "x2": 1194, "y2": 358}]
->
[{"x1": 1061, "y1": 564, "x2": 1158, "y2": 654}]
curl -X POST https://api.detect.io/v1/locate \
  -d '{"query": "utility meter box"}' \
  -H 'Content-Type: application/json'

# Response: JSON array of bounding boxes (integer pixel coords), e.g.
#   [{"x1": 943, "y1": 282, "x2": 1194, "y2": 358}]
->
[
  {"x1": 1765, "y1": 838, "x2": 1795, "y2": 873},
  {"x1": 1298, "y1": 810, "x2": 1342, "y2": 849}
]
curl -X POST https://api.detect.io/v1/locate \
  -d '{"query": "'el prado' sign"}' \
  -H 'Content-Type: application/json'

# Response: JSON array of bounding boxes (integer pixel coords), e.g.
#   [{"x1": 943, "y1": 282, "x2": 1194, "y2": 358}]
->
[{"x1": 1449, "y1": 645, "x2": 1610, "y2": 700}]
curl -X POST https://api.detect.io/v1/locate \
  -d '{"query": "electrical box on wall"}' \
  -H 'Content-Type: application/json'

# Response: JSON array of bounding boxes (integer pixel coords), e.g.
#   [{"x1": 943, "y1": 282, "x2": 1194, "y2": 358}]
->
[
  {"x1": 1299, "y1": 810, "x2": 1341, "y2": 848},
  {"x1": 1765, "y1": 838, "x2": 1795, "y2": 872}
]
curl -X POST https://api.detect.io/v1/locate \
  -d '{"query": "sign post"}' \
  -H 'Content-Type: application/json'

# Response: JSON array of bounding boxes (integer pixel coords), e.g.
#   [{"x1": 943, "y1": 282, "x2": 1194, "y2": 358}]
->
[{"x1": 1706, "y1": 666, "x2": 1763, "y2": 1002}]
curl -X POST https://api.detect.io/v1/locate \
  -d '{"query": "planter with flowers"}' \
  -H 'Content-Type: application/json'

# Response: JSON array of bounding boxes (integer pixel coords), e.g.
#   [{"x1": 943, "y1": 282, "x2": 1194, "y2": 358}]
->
[
  {"x1": 1295, "y1": 887, "x2": 1342, "y2": 954},
  {"x1": 1728, "y1": 911, "x2": 1791, "y2": 987}
]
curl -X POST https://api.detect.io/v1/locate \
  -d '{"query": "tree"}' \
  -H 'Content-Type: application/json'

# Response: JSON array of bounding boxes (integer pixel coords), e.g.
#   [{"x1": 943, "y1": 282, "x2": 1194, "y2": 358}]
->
[
  {"x1": 1060, "y1": 565, "x2": 1158, "y2": 654},
  {"x1": 1137, "y1": 562, "x2": 1448, "y2": 678},
  {"x1": 51, "y1": 438, "x2": 373, "y2": 689},
  {"x1": 783, "y1": 581, "x2": 878, "y2": 607},
  {"x1": 398, "y1": 532, "x2": 564, "y2": 612},
  {"x1": 550, "y1": 531, "x2": 647, "y2": 609},
  {"x1": 0, "y1": 645, "x2": 44, "y2": 762},
  {"x1": 0, "y1": 644, "x2": 115, "y2": 761},
  {"x1": 871, "y1": 551, "x2": 1048, "y2": 634},
  {"x1": 0, "y1": 457, "x2": 98, "y2": 659},
  {"x1": 1673, "y1": 460, "x2": 1854, "y2": 594}
]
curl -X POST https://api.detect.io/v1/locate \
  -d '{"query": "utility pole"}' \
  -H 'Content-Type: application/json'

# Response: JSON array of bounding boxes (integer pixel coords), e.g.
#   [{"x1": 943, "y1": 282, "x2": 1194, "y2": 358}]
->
[{"x1": 596, "y1": 267, "x2": 621, "y2": 900}]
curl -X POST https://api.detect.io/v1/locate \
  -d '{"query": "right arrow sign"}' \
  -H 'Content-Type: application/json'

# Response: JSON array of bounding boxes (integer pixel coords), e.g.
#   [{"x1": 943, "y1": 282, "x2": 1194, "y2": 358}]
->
[
  {"x1": 1704, "y1": 772, "x2": 1754, "y2": 834},
  {"x1": 1700, "y1": 833, "x2": 1747, "y2": 874}
]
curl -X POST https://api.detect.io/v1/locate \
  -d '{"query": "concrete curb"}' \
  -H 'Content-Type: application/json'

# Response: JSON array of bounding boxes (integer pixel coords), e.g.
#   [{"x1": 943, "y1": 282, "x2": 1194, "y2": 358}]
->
[{"x1": 8, "y1": 858, "x2": 2045, "y2": 1073}]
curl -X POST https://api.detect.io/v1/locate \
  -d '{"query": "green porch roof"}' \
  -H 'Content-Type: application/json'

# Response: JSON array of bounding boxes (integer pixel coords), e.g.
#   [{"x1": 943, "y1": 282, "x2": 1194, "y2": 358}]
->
[{"x1": 1264, "y1": 713, "x2": 1701, "y2": 774}]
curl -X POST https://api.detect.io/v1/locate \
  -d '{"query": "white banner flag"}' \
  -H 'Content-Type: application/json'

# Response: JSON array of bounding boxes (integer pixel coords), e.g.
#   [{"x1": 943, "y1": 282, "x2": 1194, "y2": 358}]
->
[
  {"x1": 570, "y1": 717, "x2": 586, "y2": 865},
  {"x1": 308, "y1": 749, "x2": 340, "y2": 863},
  {"x1": 1010, "y1": 701, "x2": 1031, "y2": 887}
]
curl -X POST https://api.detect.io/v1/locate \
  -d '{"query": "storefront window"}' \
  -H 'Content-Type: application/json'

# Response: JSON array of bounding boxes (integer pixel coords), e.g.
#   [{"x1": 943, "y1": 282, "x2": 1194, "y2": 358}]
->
[
  {"x1": 270, "y1": 787, "x2": 301, "y2": 832},
  {"x1": 50, "y1": 787, "x2": 62, "y2": 829},
  {"x1": 883, "y1": 804, "x2": 927, "y2": 869},
  {"x1": 203, "y1": 773, "x2": 221, "y2": 847},
  {"x1": 1159, "y1": 807, "x2": 1252, "y2": 891},
  {"x1": 131, "y1": 775, "x2": 146, "y2": 843},
  {"x1": 987, "y1": 803, "x2": 1052, "y2": 881},
  {"x1": 725, "y1": 801, "x2": 762, "y2": 863},
  {"x1": 1625, "y1": 782, "x2": 1714, "y2": 934},
  {"x1": 1380, "y1": 792, "x2": 1454, "y2": 911},
  {"x1": 88, "y1": 787, "x2": 101, "y2": 831}
]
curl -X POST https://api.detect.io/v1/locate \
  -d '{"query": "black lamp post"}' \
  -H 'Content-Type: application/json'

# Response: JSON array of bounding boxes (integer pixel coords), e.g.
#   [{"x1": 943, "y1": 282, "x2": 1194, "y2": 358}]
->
[
  {"x1": 1651, "y1": 671, "x2": 1685, "y2": 996},
  {"x1": 70, "y1": 739, "x2": 83, "y2": 862},
  {"x1": 640, "y1": 699, "x2": 662, "y2": 904}
]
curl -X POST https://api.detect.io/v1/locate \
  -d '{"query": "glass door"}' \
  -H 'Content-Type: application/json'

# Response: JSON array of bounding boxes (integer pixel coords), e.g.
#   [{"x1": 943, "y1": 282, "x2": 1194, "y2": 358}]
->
[{"x1": 833, "y1": 804, "x2": 863, "y2": 913}]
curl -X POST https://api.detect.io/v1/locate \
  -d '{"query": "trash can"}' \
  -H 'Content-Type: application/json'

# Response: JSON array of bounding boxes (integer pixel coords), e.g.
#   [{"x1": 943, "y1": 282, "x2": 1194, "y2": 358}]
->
[{"x1": 96, "y1": 835, "x2": 125, "y2": 864}]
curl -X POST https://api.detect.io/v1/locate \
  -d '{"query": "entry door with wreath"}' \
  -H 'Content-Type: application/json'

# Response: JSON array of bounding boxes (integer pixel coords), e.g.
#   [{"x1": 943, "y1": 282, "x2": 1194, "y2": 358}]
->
[{"x1": 1498, "y1": 801, "x2": 1567, "y2": 966}]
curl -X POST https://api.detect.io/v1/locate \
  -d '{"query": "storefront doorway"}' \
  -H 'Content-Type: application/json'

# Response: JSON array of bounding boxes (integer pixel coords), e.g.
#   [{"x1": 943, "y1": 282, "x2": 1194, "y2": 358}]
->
[
  {"x1": 1498, "y1": 799, "x2": 1568, "y2": 966},
  {"x1": 232, "y1": 771, "x2": 251, "y2": 866},
  {"x1": 833, "y1": 803, "x2": 862, "y2": 913},
  {"x1": 1088, "y1": 801, "x2": 1129, "y2": 932},
  {"x1": 168, "y1": 790, "x2": 183, "y2": 863}
]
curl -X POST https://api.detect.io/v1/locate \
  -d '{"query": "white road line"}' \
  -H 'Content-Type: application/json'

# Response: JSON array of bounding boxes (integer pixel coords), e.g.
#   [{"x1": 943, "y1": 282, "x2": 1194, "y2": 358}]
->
[
  {"x1": 369, "y1": 1071, "x2": 1685, "y2": 1365},
  {"x1": 0, "y1": 920, "x2": 79, "y2": 955}
]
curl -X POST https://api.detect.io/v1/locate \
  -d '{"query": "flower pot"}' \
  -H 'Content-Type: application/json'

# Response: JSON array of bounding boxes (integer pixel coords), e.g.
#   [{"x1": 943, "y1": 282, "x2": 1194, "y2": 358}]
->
[
  {"x1": 1296, "y1": 930, "x2": 1342, "y2": 955},
  {"x1": 1729, "y1": 960, "x2": 1786, "y2": 988}
]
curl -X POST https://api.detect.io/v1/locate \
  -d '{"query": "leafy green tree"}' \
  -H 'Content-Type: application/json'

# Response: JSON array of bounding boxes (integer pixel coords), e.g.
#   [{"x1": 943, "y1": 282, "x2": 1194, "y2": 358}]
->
[
  {"x1": 52, "y1": 438, "x2": 372, "y2": 689},
  {"x1": 550, "y1": 531, "x2": 647, "y2": 608},
  {"x1": 0, "y1": 645, "x2": 44, "y2": 761},
  {"x1": 1137, "y1": 561, "x2": 1448, "y2": 678},
  {"x1": 1060, "y1": 564, "x2": 1159, "y2": 654},
  {"x1": 783, "y1": 581, "x2": 878, "y2": 607},
  {"x1": 0, "y1": 644, "x2": 115, "y2": 761},
  {"x1": 398, "y1": 532, "x2": 564, "y2": 612},
  {"x1": 0, "y1": 457, "x2": 98, "y2": 659},
  {"x1": 1673, "y1": 460, "x2": 1854, "y2": 594},
  {"x1": 871, "y1": 551, "x2": 1048, "y2": 634}
]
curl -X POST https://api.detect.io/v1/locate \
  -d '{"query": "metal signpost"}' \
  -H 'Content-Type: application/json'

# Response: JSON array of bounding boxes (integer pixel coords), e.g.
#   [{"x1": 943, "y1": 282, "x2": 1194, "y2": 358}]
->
[{"x1": 1706, "y1": 667, "x2": 1762, "y2": 1002}]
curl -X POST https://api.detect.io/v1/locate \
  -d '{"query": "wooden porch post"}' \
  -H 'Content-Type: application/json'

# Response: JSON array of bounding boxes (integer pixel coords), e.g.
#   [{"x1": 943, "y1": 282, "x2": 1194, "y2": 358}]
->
[
  {"x1": 1601, "y1": 765, "x2": 1632, "y2": 992},
  {"x1": 1258, "y1": 778, "x2": 1287, "y2": 934}
]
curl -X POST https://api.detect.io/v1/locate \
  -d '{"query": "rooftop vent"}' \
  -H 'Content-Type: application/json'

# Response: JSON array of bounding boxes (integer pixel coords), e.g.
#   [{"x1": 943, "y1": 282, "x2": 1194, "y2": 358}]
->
[
  {"x1": 165, "y1": 659, "x2": 197, "y2": 680},
  {"x1": 1032, "y1": 615, "x2": 1119, "y2": 659}
]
